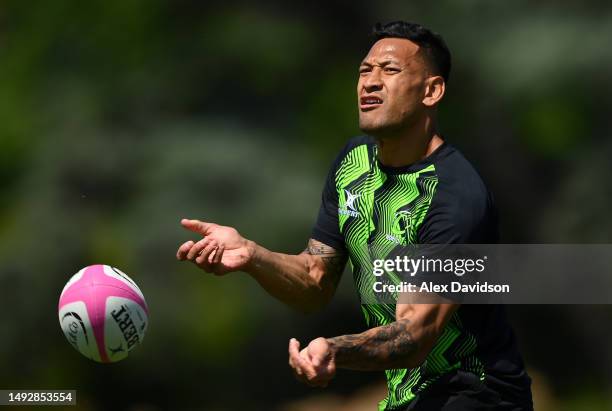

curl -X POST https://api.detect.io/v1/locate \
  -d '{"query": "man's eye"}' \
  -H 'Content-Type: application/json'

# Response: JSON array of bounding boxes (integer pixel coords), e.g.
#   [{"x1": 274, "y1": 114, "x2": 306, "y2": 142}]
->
[
  {"x1": 359, "y1": 67, "x2": 371, "y2": 75},
  {"x1": 384, "y1": 67, "x2": 400, "y2": 73}
]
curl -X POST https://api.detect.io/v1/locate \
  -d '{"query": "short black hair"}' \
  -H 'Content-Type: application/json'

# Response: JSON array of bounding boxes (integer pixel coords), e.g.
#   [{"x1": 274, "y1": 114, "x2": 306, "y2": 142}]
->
[{"x1": 372, "y1": 21, "x2": 451, "y2": 82}]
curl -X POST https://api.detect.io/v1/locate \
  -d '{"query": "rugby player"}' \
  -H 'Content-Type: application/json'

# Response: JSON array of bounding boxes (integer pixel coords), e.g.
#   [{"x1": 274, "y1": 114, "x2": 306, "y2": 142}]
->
[{"x1": 177, "y1": 21, "x2": 533, "y2": 410}]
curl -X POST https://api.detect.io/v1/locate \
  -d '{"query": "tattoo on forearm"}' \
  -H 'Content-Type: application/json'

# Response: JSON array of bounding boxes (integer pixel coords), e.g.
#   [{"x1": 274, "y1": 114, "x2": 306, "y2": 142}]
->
[
  {"x1": 327, "y1": 319, "x2": 417, "y2": 370},
  {"x1": 304, "y1": 239, "x2": 347, "y2": 283}
]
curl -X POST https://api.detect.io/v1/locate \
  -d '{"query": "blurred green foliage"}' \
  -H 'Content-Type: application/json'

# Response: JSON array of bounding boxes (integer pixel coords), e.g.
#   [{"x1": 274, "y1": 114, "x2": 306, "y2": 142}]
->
[{"x1": 1, "y1": 1, "x2": 611, "y2": 410}]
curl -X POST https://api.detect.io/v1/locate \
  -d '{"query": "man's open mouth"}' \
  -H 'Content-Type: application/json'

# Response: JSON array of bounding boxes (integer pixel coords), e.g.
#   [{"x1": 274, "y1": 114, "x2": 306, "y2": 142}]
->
[{"x1": 360, "y1": 96, "x2": 383, "y2": 110}]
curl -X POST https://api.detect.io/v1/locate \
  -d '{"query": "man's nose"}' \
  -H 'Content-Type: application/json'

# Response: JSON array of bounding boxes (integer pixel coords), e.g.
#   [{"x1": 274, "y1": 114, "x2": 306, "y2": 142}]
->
[{"x1": 363, "y1": 68, "x2": 383, "y2": 92}]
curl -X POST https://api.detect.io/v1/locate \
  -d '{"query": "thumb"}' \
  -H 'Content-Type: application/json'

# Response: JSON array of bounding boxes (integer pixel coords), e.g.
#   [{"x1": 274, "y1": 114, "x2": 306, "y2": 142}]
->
[
  {"x1": 311, "y1": 352, "x2": 321, "y2": 367},
  {"x1": 181, "y1": 218, "x2": 213, "y2": 235},
  {"x1": 308, "y1": 338, "x2": 330, "y2": 366}
]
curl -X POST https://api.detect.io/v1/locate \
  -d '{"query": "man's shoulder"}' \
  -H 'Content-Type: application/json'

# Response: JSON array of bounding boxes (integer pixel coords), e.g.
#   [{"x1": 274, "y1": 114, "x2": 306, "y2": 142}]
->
[
  {"x1": 433, "y1": 143, "x2": 493, "y2": 207},
  {"x1": 420, "y1": 142, "x2": 498, "y2": 244}
]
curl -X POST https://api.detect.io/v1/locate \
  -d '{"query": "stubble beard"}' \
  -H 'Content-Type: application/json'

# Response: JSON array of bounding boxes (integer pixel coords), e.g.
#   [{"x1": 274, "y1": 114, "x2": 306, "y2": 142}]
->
[{"x1": 359, "y1": 111, "x2": 413, "y2": 140}]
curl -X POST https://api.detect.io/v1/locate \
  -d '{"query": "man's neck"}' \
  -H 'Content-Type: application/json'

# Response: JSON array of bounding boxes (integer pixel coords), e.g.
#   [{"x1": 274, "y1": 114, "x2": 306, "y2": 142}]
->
[{"x1": 374, "y1": 118, "x2": 443, "y2": 168}]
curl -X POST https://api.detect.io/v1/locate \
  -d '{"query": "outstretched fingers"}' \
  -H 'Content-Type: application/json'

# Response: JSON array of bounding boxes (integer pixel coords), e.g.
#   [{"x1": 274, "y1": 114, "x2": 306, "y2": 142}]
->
[
  {"x1": 186, "y1": 238, "x2": 212, "y2": 260},
  {"x1": 212, "y1": 244, "x2": 225, "y2": 265},
  {"x1": 195, "y1": 241, "x2": 218, "y2": 266},
  {"x1": 176, "y1": 240, "x2": 195, "y2": 260}
]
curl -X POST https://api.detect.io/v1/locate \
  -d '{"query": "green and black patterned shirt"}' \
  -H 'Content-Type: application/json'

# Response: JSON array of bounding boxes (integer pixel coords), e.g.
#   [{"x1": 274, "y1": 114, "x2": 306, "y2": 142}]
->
[{"x1": 312, "y1": 136, "x2": 532, "y2": 410}]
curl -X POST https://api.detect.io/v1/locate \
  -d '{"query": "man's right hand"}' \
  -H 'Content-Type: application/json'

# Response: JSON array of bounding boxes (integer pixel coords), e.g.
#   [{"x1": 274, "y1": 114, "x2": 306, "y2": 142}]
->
[
  {"x1": 177, "y1": 220, "x2": 346, "y2": 312},
  {"x1": 176, "y1": 218, "x2": 255, "y2": 275}
]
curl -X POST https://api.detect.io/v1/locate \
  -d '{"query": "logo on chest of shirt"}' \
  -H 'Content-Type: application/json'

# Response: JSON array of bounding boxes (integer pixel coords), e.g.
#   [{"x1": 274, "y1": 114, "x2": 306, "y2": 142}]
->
[
  {"x1": 339, "y1": 189, "x2": 361, "y2": 218},
  {"x1": 386, "y1": 210, "x2": 415, "y2": 245}
]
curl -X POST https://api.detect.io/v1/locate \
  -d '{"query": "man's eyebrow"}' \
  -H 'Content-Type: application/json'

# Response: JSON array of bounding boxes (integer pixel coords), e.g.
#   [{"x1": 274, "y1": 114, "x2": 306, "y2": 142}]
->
[
  {"x1": 379, "y1": 59, "x2": 400, "y2": 66},
  {"x1": 359, "y1": 59, "x2": 401, "y2": 67}
]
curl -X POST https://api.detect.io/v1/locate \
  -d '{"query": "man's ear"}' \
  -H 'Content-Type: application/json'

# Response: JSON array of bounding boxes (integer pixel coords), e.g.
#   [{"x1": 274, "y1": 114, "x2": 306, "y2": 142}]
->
[{"x1": 422, "y1": 76, "x2": 445, "y2": 107}]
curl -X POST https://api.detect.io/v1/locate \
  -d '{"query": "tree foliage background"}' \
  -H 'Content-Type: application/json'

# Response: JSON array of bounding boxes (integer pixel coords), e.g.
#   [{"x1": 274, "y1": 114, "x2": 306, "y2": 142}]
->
[{"x1": 1, "y1": 1, "x2": 611, "y2": 410}]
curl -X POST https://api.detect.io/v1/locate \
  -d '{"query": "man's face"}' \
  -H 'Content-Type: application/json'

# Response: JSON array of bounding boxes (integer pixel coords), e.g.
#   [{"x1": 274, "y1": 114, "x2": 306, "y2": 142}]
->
[{"x1": 357, "y1": 38, "x2": 428, "y2": 136}]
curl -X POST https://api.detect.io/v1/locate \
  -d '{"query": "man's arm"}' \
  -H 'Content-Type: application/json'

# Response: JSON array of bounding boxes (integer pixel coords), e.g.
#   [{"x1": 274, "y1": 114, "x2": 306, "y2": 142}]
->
[
  {"x1": 288, "y1": 302, "x2": 458, "y2": 386},
  {"x1": 328, "y1": 303, "x2": 458, "y2": 370},
  {"x1": 176, "y1": 219, "x2": 347, "y2": 313},
  {"x1": 247, "y1": 238, "x2": 347, "y2": 312}
]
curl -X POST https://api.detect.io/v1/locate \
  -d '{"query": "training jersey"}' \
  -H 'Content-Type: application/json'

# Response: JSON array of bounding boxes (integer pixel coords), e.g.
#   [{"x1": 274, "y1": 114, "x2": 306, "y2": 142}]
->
[{"x1": 311, "y1": 136, "x2": 532, "y2": 410}]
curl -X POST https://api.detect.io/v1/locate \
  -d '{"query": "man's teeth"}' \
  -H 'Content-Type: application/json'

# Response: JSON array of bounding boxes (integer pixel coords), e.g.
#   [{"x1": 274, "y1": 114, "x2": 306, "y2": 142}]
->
[{"x1": 364, "y1": 98, "x2": 382, "y2": 104}]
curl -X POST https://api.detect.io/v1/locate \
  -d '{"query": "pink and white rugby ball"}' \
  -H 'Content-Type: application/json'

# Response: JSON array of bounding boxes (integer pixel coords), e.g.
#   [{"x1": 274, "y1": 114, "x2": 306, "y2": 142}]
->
[{"x1": 58, "y1": 264, "x2": 149, "y2": 363}]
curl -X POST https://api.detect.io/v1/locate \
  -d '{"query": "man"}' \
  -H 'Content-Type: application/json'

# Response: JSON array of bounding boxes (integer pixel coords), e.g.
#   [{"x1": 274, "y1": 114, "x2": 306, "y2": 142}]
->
[{"x1": 176, "y1": 21, "x2": 533, "y2": 410}]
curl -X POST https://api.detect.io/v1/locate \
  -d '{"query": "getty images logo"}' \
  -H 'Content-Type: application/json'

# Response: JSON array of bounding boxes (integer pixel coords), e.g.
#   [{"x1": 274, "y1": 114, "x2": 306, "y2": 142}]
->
[{"x1": 339, "y1": 189, "x2": 361, "y2": 218}]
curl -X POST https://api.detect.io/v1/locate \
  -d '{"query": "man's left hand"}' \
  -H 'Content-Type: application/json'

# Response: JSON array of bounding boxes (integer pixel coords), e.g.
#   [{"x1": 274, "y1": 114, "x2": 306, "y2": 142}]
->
[{"x1": 288, "y1": 337, "x2": 336, "y2": 387}]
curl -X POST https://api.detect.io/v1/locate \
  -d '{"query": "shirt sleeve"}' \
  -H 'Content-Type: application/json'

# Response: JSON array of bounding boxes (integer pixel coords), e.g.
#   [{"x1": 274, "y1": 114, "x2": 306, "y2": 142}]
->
[
  {"x1": 417, "y1": 179, "x2": 498, "y2": 245},
  {"x1": 310, "y1": 148, "x2": 348, "y2": 253}
]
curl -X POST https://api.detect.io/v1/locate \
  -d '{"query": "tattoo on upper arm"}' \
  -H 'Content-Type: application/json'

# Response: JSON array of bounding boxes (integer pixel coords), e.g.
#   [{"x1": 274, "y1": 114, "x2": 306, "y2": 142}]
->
[
  {"x1": 304, "y1": 239, "x2": 347, "y2": 284},
  {"x1": 328, "y1": 319, "x2": 417, "y2": 369}
]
